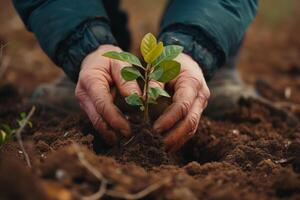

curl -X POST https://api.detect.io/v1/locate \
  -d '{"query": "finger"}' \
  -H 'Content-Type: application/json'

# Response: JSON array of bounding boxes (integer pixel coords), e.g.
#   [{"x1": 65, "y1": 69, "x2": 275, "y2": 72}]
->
[
  {"x1": 149, "y1": 80, "x2": 164, "y2": 90},
  {"x1": 111, "y1": 60, "x2": 142, "y2": 97},
  {"x1": 153, "y1": 77, "x2": 201, "y2": 134},
  {"x1": 80, "y1": 72, "x2": 131, "y2": 137},
  {"x1": 76, "y1": 89, "x2": 117, "y2": 145},
  {"x1": 164, "y1": 95, "x2": 207, "y2": 153}
]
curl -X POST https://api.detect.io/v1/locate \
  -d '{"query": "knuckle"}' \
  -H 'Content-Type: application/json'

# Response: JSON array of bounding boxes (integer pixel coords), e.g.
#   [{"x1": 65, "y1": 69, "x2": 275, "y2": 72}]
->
[
  {"x1": 187, "y1": 113, "x2": 200, "y2": 131},
  {"x1": 120, "y1": 81, "x2": 139, "y2": 96},
  {"x1": 94, "y1": 116, "x2": 105, "y2": 131},
  {"x1": 188, "y1": 76, "x2": 202, "y2": 90},
  {"x1": 80, "y1": 71, "x2": 94, "y2": 82},
  {"x1": 150, "y1": 80, "x2": 163, "y2": 88},
  {"x1": 94, "y1": 97, "x2": 106, "y2": 114},
  {"x1": 121, "y1": 81, "x2": 134, "y2": 91},
  {"x1": 202, "y1": 84, "x2": 210, "y2": 99},
  {"x1": 178, "y1": 101, "x2": 191, "y2": 117},
  {"x1": 198, "y1": 93, "x2": 209, "y2": 108},
  {"x1": 75, "y1": 87, "x2": 85, "y2": 102},
  {"x1": 80, "y1": 72, "x2": 97, "y2": 90}
]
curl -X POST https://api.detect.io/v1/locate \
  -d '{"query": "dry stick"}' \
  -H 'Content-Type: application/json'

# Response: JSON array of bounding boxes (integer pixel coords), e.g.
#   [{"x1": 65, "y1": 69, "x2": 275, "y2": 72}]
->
[
  {"x1": 105, "y1": 177, "x2": 170, "y2": 200},
  {"x1": 72, "y1": 143, "x2": 108, "y2": 200},
  {"x1": 0, "y1": 43, "x2": 9, "y2": 80},
  {"x1": 15, "y1": 106, "x2": 35, "y2": 168},
  {"x1": 0, "y1": 56, "x2": 10, "y2": 80},
  {"x1": 72, "y1": 143, "x2": 170, "y2": 200},
  {"x1": 275, "y1": 101, "x2": 300, "y2": 110},
  {"x1": 0, "y1": 43, "x2": 8, "y2": 59}
]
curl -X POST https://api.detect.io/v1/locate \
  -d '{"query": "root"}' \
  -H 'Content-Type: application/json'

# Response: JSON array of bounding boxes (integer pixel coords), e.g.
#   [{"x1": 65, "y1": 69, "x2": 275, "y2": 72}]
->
[
  {"x1": 106, "y1": 178, "x2": 170, "y2": 200},
  {"x1": 0, "y1": 43, "x2": 9, "y2": 80},
  {"x1": 72, "y1": 143, "x2": 107, "y2": 200},
  {"x1": 123, "y1": 135, "x2": 136, "y2": 146},
  {"x1": 72, "y1": 143, "x2": 170, "y2": 200},
  {"x1": 16, "y1": 106, "x2": 35, "y2": 168},
  {"x1": 274, "y1": 101, "x2": 300, "y2": 112}
]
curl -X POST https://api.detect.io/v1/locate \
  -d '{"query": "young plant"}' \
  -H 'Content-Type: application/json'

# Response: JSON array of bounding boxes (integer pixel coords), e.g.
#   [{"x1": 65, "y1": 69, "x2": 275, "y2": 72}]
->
[
  {"x1": 0, "y1": 112, "x2": 33, "y2": 147},
  {"x1": 103, "y1": 33, "x2": 183, "y2": 124}
]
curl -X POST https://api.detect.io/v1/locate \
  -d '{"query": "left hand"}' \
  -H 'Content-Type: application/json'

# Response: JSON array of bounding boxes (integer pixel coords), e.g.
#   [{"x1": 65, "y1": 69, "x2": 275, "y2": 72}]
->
[{"x1": 153, "y1": 53, "x2": 210, "y2": 152}]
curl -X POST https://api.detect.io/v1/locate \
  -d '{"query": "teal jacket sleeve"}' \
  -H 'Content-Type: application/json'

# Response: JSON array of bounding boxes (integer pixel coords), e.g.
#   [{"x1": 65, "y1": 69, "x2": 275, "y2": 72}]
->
[
  {"x1": 13, "y1": 0, "x2": 117, "y2": 82},
  {"x1": 159, "y1": 0, "x2": 258, "y2": 80}
]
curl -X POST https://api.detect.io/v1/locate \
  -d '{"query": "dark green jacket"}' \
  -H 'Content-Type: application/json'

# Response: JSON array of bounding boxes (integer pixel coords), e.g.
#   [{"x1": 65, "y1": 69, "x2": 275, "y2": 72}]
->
[{"x1": 13, "y1": 0, "x2": 258, "y2": 82}]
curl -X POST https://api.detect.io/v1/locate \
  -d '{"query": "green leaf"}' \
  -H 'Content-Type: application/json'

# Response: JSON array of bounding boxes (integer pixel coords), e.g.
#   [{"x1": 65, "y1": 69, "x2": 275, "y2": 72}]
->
[
  {"x1": 153, "y1": 45, "x2": 183, "y2": 67},
  {"x1": 20, "y1": 112, "x2": 26, "y2": 119},
  {"x1": 141, "y1": 33, "x2": 157, "y2": 58},
  {"x1": 139, "y1": 105, "x2": 145, "y2": 111},
  {"x1": 144, "y1": 42, "x2": 164, "y2": 64},
  {"x1": 103, "y1": 51, "x2": 143, "y2": 67},
  {"x1": 1, "y1": 124, "x2": 12, "y2": 134},
  {"x1": 121, "y1": 67, "x2": 142, "y2": 81},
  {"x1": 149, "y1": 87, "x2": 170, "y2": 101},
  {"x1": 156, "y1": 60, "x2": 181, "y2": 83},
  {"x1": 125, "y1": 93, "x2": 143, "y2": 106},
  {"x1": 147, "y1": 97, "x2": 157, "y2": 104},
  {"x1": 0, "y1": 130, "x2": 7, "y2": 144},
  {"x1": 149, "y1": 67, "x2": 163, "y2": 80},
  {"x1": 17, "y1": 120, "x2": 22, "y2": 127},
  {"x1": 28, "y1": 121, "x2": 33, "y2": 128}
]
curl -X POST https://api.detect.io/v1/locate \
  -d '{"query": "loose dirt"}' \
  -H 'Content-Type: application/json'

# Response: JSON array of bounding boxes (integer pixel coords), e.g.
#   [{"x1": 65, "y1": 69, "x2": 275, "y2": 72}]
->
[
  {"x1": 1, "y1": 1, "x2": 300, "y2": 199},
  {"x1": 1, "y1": 81, "x2": 300, "y2": 200}
]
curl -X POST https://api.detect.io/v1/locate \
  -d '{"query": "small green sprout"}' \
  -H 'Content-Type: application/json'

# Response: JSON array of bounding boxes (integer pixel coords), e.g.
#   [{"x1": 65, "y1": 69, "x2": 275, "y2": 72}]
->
[
  {"x1": 103, "y1": 33, "x2": 183, "y2": 123},
  {"x1": 0, "y1": 112, "x2": 33, "y2": 147}
]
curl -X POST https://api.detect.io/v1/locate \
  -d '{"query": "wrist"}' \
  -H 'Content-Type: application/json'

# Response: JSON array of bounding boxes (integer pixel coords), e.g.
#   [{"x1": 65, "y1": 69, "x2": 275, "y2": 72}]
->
[
  {"x1": 159, "y1": 24, "x2": 225, "y2": 81},
  {"x1": 81, "y1": 44, "x2": 121, "y2": 71},
  {"x1": 55, "y1": 19, "x2": 117, "y2": 83}
]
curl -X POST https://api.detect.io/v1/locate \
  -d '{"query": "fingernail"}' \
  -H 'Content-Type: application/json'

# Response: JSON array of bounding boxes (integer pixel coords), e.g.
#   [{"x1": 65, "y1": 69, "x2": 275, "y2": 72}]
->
[
  {"x1": 153, "y1": 127, "x2": 162, "y2": 134},
  {"x1": 187, "y1": 131, "x2": 194, "y2": 137},
  {"x1": 120, "y1": 128, "x2": 131, "y2": 137}
]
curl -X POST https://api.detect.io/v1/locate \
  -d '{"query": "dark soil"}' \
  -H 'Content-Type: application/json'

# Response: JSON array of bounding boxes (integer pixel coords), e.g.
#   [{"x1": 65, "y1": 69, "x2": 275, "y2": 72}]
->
[
  {"x1": 112, "y1": 127, "x2": 175, "y2": 169},
  {"x1": 1, "y1": 1, "x2": 300, "y2": 199},
  {"x1": 1, "y1": 80, "x2": 300, "y2": 200}
]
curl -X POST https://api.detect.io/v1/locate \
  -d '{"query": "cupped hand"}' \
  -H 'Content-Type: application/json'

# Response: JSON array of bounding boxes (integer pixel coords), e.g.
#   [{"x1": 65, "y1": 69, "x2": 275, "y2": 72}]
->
[
  {"x1": 75, "y1": 45, "x2": 142, "y2": 145},
  {"x1": 153, "y1": 53, "x2": 210, "y2": 152}
]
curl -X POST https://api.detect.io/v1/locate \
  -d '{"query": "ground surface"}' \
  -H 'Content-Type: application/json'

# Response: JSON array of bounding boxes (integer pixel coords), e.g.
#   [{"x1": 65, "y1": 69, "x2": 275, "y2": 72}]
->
[{"x1": 1, "y1": 0, "x2": 300, "y2": 200}]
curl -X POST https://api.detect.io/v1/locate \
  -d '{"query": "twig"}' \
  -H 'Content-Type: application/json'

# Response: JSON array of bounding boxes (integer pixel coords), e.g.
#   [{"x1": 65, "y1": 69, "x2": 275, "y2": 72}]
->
[
  {"x1": 123, "y1": 135, "x2": 135, "y2": 146},
  {"x1": 72, "y1": 143, "x2": 108, "y2": 200},
  {"x1": 0, "y1": 43, "x2": 8, "y2": 59},
  {"x1": 0, "y1": 43, "x2": 9, "y2": 80},
  {"x1": 72, "y1": 143, "x2": 170, "y2": 200},
  {"x1": 106, "y1": 177, "x2": 170, "y2": 200},
  {"x1": 15, "y1": 106, "x2": 35, "y2": 168},
  {"x1": 274, "y1": 101, "x2": 300, "y2": 111}
]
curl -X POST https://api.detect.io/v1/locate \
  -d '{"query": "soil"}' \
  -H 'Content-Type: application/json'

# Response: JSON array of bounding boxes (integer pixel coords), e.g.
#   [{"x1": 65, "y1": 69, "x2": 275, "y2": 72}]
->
[
  {"x1": 1, "y1": 1, "x2": 300, "y2": 200},
  {"x1": 1, "y1": 80, "x2": 300, "y2": 200},
  {"x1": 112, "y1": 126, "x2": 175, "y2": 169}
]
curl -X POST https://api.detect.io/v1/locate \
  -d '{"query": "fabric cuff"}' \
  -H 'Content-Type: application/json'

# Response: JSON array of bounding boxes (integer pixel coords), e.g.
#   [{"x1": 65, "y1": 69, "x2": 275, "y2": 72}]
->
[
  {"x1": 55, "y1": 18, "x2": 117, "y2": 82},
  {"x1": 159, "y1": 24, "x2": 225, "y2": 81}
]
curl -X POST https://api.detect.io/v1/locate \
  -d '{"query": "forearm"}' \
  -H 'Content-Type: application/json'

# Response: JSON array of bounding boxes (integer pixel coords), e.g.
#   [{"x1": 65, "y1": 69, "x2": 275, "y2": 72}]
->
[
  {"x1": 13, "y1": 0, "x2": 117, "y2": 82},
  {"x1": 159, "y1": 0, "x2": 258, "y2": 80}
]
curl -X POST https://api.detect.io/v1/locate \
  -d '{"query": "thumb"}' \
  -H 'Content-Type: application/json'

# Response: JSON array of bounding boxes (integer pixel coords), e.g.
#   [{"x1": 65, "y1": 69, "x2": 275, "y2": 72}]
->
[{"x1": 149, "y1": 80, "x2": 165, "y2": 91}]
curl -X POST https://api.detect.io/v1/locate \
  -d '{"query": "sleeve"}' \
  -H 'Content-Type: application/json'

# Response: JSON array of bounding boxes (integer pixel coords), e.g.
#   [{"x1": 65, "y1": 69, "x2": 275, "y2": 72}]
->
[
  {"x1": 159, "y1": 0, "x2": 258, "y2": 80},
  {"x1": 13, "y1": 0, "x2": 117, "y2": 82}
]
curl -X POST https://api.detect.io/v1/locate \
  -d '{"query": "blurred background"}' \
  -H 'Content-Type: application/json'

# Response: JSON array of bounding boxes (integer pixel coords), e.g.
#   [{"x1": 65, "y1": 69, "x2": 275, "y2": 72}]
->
[{"x1": 0, "y1": 0, "x2": 300, "y2": 105}]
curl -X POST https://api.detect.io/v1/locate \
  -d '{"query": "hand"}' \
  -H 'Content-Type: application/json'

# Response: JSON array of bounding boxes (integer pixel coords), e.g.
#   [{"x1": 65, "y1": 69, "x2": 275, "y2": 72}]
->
[
  {"x1": 75, "y1": 45, "x2": 142, "y2": 145},
  {"x1": 153, "y1": 53, "x2": 210, "y2": 152}
]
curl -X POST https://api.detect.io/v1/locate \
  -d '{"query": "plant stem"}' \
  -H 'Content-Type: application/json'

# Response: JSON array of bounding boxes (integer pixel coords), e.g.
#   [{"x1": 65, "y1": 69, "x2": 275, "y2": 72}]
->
[{"x1": 143, "y1": 64, "x2": 151, "y2": 123}]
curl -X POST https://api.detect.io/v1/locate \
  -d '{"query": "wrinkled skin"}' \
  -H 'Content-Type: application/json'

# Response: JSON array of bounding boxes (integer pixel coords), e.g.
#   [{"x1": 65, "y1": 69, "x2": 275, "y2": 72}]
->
[{"x1": 76, "y1": 45, "x2": 210, "y2": 152}]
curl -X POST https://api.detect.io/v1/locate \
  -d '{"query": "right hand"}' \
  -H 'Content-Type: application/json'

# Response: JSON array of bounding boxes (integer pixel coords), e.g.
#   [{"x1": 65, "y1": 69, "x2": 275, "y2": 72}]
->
[{"x1": 75, "y1": 45, "x2": 142, "y2": 145}]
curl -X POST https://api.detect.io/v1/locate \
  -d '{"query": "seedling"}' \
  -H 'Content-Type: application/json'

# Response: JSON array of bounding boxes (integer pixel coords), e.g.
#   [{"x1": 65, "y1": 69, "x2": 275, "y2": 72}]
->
[
  {"x1": 103, "y1": 33, "x2": 183, "y2": 123},
  {"x1": 0, "y1": 112, "x2": 33, "y2": 147}
]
